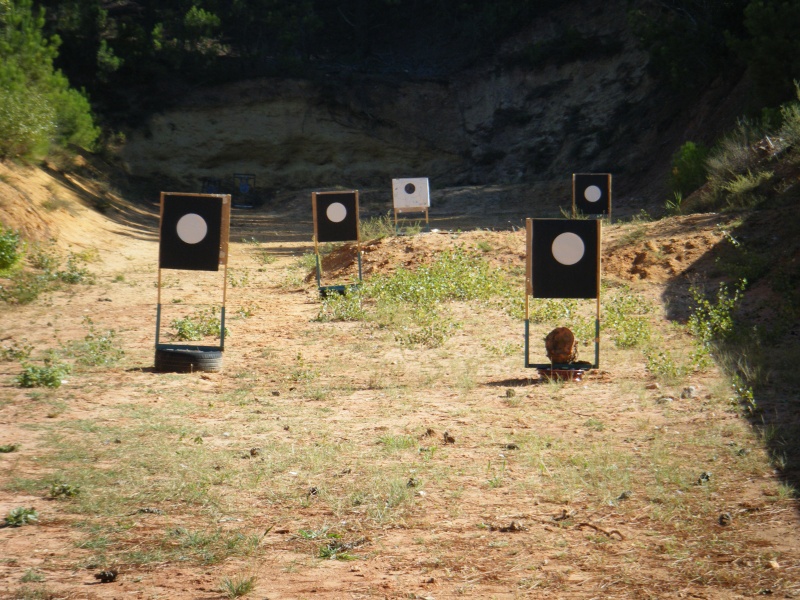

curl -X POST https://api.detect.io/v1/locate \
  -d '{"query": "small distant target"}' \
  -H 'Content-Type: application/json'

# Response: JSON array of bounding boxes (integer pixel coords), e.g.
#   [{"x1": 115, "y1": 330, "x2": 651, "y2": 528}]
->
[
  {"x1": 233, "y1": 173, "x2": 255, "y2": 195},
  {"x1": 201, "y1": 177, "x2": 221, "y2": 194},
  {"x1": 313, "y1": 191, "x2": 359, "y2": 243},
  {"x1": 529, "y1": 219, "x2": 600, "y2": 299},
  {"x1": 573, "y1": 173, "x2": 611, "y2": 217},
  {"x1": 392, "y1": 178, "x2": 430, "y2": 211},
  {"x1": 159, "y1": 193, "x2": 230, "y2": 271}
]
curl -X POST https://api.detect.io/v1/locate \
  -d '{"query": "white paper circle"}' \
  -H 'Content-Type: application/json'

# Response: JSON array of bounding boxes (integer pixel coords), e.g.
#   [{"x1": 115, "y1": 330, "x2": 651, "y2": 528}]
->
[
  {"x1": 584, "y1": 185, "x2": 602, "y2": 203},
  {"x1": 552, "y1": 232, "x2": 585, "y2": 265},
  {"x1": 326, "y1": 202, "x2": 347, "y2": 223},
  {"x1": 176, "y1": 213, "x2": 208, "y2": 244}
]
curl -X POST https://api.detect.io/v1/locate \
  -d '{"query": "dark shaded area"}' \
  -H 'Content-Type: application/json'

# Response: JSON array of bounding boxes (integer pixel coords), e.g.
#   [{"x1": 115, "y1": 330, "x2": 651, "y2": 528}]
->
[{"x1": 661, "y1": 197, "x2": 800, "y2": 505}]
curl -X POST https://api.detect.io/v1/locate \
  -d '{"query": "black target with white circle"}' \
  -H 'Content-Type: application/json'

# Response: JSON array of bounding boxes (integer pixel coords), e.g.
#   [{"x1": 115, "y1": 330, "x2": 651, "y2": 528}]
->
[
  {"x1": 573, "y1": 173, "x2": 611, "y2": 216},
  {"x1": 314, "y1": 192, "x2": 359, "y2": 243},
  {"x1": 159, "y1": 194, "x2": 224, "y2": 271},
  {"x1": 530, "y1": 219, "x2": 600, "y2": 299}
]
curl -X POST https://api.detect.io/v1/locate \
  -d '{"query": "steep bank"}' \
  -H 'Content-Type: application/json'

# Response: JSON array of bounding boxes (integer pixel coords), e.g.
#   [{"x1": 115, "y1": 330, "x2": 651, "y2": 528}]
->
[{"x1": 119, "y1": 2, "x2": 748, "y2": 208}]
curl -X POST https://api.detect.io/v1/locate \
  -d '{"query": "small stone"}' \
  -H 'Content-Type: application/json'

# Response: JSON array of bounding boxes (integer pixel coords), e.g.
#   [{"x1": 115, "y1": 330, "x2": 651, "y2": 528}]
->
[
  {"x1": 656, "y1": 396, "x2": 675, "y2": 404},
  {"x1": 646, "y1": 382, "x2": 660, "y2": 390},
  {"x1": 681, "y1": 386, "x2": 698, "y2": 399},
  {"x1": 697, "y1": 471, "x2": 712, "y2": 485},
  {"x1": 768, "y1": 560, "x2": 780, "y2": 570}
]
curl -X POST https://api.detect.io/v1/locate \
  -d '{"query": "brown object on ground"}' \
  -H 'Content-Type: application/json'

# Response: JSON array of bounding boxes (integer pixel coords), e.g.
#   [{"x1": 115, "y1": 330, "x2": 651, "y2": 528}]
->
[{"x1": 545, "y1": 327, "x2": 577, "y2": 364}]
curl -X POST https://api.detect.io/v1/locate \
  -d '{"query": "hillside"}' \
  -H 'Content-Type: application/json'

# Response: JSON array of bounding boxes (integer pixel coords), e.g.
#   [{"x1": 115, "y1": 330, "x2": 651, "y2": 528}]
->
[{"x1": 116, "y1": 1, "x2": 748, "y2": 206}]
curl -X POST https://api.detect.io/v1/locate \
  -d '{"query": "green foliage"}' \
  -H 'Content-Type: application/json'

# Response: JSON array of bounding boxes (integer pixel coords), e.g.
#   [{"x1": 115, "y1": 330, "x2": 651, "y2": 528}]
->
[
  {"x1": 0, "y1": 225, "x2": 22, "y2": 271},
  {"x1": 629, "y1": 1, "x2": 747, "y2": 90},
  {"x1": 314, "y1": 289, "x2": 366, "y2": 322},
  {"x1": 687, "y1": 279, "x2": 747, "y2": 347},
  {"x1": 360, "y1": 212, "x2": 397, "y2": 240},
  {"x1": 603, "y1": 287, "x2": 652, "y2": 349},
  {"x1": 0, "y1": 0, "x2": 98, "y2": 159},
  {"x1": 15, "y1": 359, "x2": 70, "y2": 388},
  {"x1": 0, "y1": 87, "x2": 55, "y2": 158},
  {"x1": 670, "y1": 142, "x2": 709, "y2": 197},
  {"x1": 720, "y1": 169, "x2": 773, "y2": 209},
  {"x1": 220, "y1": 574, "x2": 256, "y2": 599},
  {"x1": 367, "y1": 248, "x2": 502, "y2": 305},
  {"x1": 49, "y1": 482, "x2": 80, "y2": 498},
  {"x1": 645, "y1": 349, "x2": 689, "y2": 386},
  {"x1": 4, "y1": 506, "x2": 38, "y2": 527},
  {"x1": 733, "y1": 1, "x2": 800, "y2": 105},
  {"x1": 171, "y1": 308, "x2": 227, "y2": 341},
  {"x1": 67, "y1": 317, "x2": 124, "y2": 366}
]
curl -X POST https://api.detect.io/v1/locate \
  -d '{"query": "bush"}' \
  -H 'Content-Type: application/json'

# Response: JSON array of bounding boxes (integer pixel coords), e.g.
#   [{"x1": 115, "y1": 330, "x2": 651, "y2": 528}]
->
[
  {"x1": 0, "y1": 225, "x2": 22, "y2": 271},
  {"x1": 670, "y1": 142, "x2": 709, "y2": 196},
  {"x1": 0, "y1": 87, "x2": 56, "y2": 159},
  {"x1": 0, "y1": 0, "x2": 98, "y2": 159},
  {"x1": 15, "y1": 360, "x2": 70, "y2": 388}
]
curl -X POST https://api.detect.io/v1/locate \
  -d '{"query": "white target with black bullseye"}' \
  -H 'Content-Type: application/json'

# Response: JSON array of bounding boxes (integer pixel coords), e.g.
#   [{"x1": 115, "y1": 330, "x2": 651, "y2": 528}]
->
[
  {"x1": 529, "y1": 219, "x2": 600, "y2": 299},
  {"x1": 159, "y1": 193, "x2": 230, "y2": 271},
  {"x1": 313, "y1": 191, "x2": 359, "y2": 243},
  {"x1": 392, "y1": 178, "x2": 430, "y2": 211},
  {"x1": 573, "y1": 173, "x2": 611, "y2": 217}
]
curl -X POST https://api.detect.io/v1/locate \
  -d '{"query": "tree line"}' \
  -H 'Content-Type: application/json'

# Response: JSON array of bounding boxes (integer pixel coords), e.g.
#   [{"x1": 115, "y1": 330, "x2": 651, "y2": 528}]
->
[{"x1": 2, "y1": 0, "x2": 800, "y2": 160}]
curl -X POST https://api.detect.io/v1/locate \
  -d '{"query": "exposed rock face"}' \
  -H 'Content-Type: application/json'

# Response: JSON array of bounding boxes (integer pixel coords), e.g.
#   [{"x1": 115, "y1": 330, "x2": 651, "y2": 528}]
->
[{"x1": 119, "y1": 2, "x2": 736, "y2": 203}]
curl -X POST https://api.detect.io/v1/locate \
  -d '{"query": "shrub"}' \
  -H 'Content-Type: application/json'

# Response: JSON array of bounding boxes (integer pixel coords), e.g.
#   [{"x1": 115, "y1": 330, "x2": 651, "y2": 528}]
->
[
  {"x1": 687, "y1": 279, "x2": 746, "y2": 347},
  {"x1": 0, "y1": 87, "x2": 56, "y2": 159},
  {"x1": 4, "y1": 507, "x2": 38, "y2": 527},
  {"x1": 15, "y1": 360, "x2": 70, "y2": 388},
  {"x1": 670, "y1": 142, "x2": 709, "y2": 197},
  {"x1": 0, "y1": 225, "x2": 22, "y2": 271},
  {"x1": 171, "y1": 308, "x2": 227, "y2": 341}
]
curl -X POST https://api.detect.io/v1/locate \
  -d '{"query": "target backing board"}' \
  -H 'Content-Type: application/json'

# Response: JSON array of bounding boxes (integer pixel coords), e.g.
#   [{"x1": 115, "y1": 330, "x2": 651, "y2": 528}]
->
[
  {"x1": 159, "y1": 192, "x2": 231, "y2": 271},
  {"x1": 573, "y1": 173, "x2": 611, "y2": 217},
  {"x1": 313, "y1": 191, "x2": 360, "y2": 243},
  {"x1": 392, "y1": 178, "x2": 430, "y2": 212},
  {"x1": 527, "y1": 219, "x2": 600, "y2": 299}
]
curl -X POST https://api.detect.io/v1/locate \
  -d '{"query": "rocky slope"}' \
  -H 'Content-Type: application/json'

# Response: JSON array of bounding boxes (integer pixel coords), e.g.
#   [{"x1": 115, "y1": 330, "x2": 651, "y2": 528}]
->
[{"x1": 119, "y1": 2, "x2": 748, "y2": 208}]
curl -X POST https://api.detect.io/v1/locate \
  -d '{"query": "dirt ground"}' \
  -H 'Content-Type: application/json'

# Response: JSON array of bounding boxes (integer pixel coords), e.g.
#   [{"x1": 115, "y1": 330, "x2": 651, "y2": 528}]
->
[{"x1": 0, "y1": 161, "x2": 799, "y2": 599}]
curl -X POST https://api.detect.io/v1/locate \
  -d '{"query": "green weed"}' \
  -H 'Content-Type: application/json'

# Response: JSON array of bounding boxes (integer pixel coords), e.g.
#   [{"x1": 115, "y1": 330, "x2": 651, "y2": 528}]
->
[
  {"x1": 171, "y1": 308, "x2": 227, "y2": 341},
  {"x1": 4, "y1": 507, "x2": 38, "y2": 527},
  {"x1": 0, "y1": 225, "x2": 22, "y2": 271},
  {"x1": 220, "y1": 574, "x2": 256, "y2": 598},
  {"x1": 15, "y1": 360, "x2": 70, "y2": 388},
  {"x1": 66, "y1": 317, "x2": 124, "y2": 366}
]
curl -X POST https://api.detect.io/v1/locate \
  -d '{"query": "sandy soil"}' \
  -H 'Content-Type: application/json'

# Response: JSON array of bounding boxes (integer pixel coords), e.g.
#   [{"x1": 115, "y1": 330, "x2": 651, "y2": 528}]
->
[{"x1": 0, "y1": 161, "x2": 798, "y2": 599}]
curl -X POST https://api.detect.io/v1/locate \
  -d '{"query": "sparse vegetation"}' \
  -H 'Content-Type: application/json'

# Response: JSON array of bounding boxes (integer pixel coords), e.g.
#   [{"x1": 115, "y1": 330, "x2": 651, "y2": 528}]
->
[{"x1": 4, "y1": 507, "x2": 38, "y2": 527}]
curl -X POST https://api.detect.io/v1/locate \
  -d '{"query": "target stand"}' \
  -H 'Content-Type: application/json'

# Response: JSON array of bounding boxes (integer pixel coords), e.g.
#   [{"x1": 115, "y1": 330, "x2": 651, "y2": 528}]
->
[
  {"x1": 524, "y1": 218, "x2": 601, "y2": 375},
  {"x1": 572, "y1": 173, "x2": 612, "y2": 222},
  {"x1": 233, "y1": 173, "x2": 256, "y2": 208},
  {"x1": 154, "y1": 192, "x2": 231, "y2": 372},
  {"x1": 200, "y1": 177, "x2": 222, "y2": 194},
  {"x1": 312, "y1": 190, "x2": 363, "y2": 297},
  {"x1": 392, "y1": 178, "x2": 430, "y2": 235}
]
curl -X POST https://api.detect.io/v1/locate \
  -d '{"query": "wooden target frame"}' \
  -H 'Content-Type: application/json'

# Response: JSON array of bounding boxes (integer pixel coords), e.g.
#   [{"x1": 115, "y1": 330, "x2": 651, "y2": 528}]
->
[
  {"x1": 524, "y1": 218, "x2": 602, "y2": 369},
  {"x1": 155, "y1": 192, "x2": 231, "y2": 352},
  {"x1": 311, "y1": 190, "x2": 362, "y2": 296},
  {"x1": 572, "y1": 173, "x2": 612, "y2": 221},
  {"x1": 392, "y1": 178, "x2": 430, "y2": 234}
]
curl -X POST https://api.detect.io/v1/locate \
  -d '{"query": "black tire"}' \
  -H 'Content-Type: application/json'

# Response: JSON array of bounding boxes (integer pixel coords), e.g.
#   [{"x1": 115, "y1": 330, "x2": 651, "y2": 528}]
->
[{"x1": 154, "y1": 346, "x2": 223, "y2": 373}]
